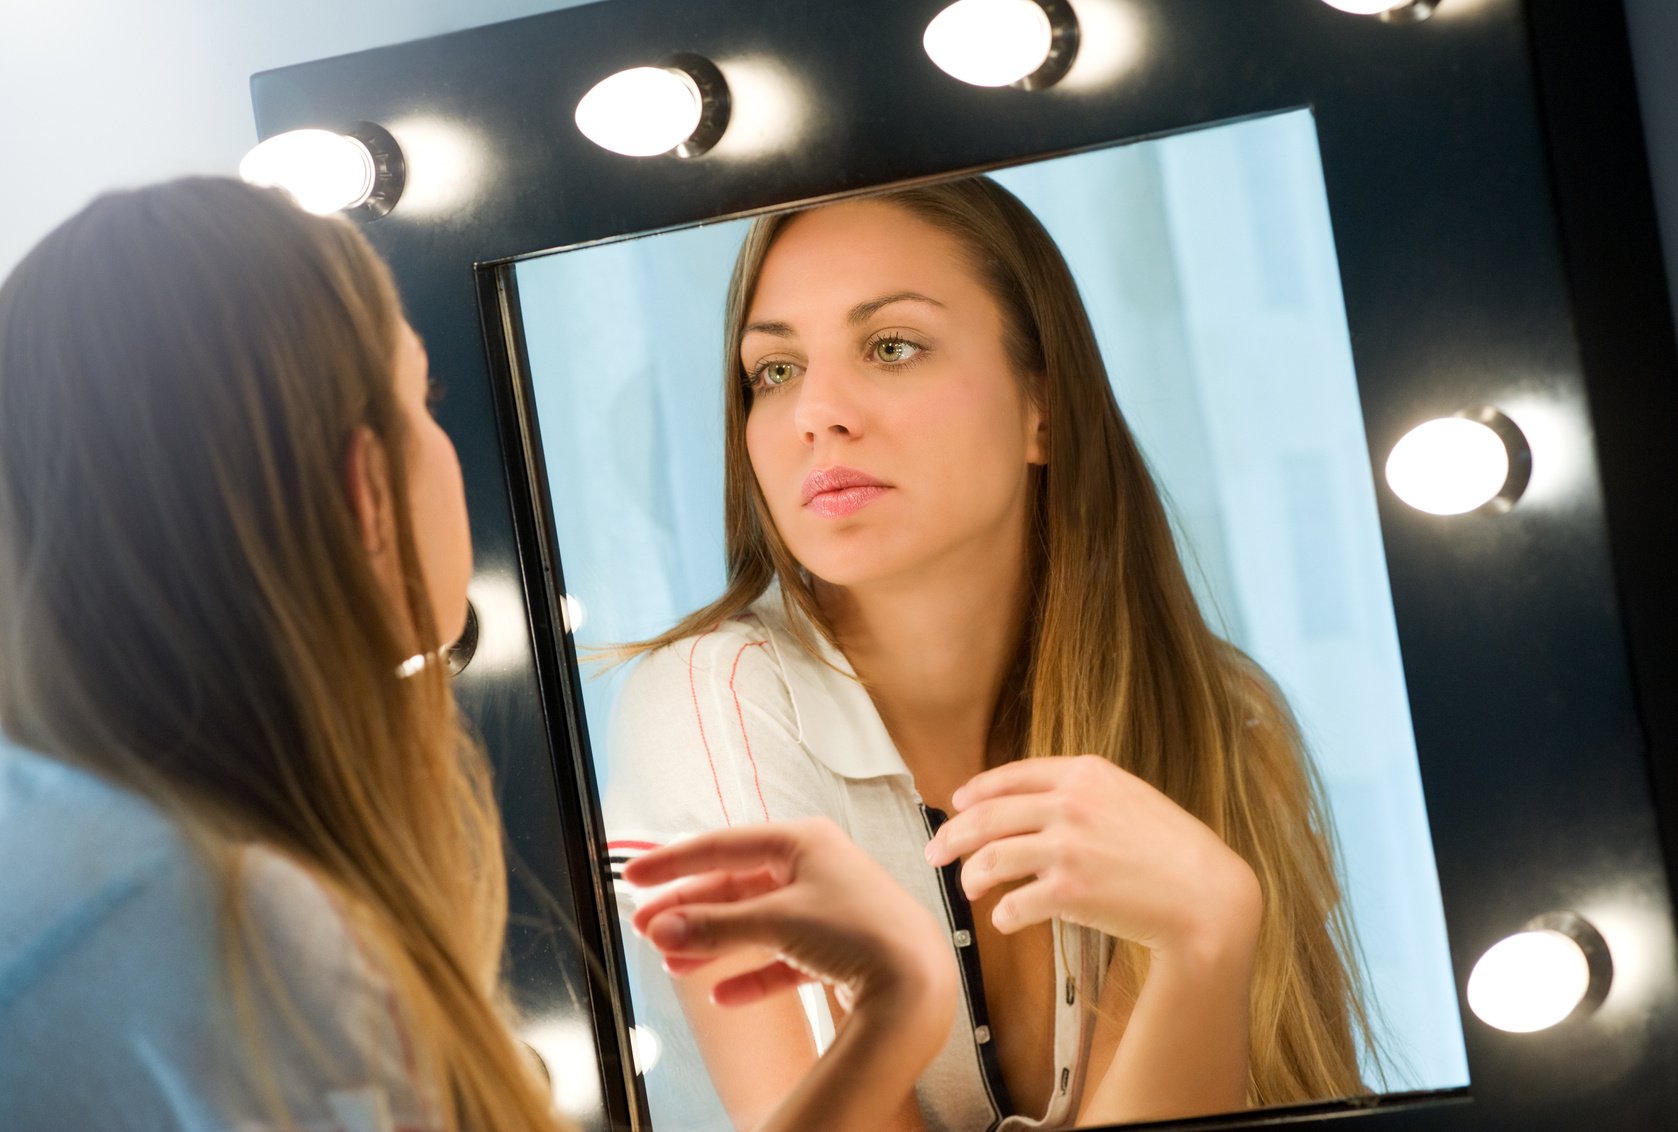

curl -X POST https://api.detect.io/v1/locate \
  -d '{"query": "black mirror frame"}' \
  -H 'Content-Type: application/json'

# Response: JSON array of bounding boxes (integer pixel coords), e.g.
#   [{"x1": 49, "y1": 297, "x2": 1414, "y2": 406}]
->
[{"x1": 251, "y1": 1, "x2": 1678, "y2": 1128}]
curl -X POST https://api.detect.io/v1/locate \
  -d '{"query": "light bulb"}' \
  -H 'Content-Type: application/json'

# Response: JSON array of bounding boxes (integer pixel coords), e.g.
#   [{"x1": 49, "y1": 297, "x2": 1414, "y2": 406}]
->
[
  {"x1": 630, "y1": 1024, "x2": 663, "y2": 1075},
  {"x1": 575, "y1": 67, "x2": 706, "y2": 157},
  {"x1": 924, "y1": 0, "x2": 1061, "y2": 88},
  {"x1": 1467, "y1": 930, "x2": 1593, "y2": 1033},
  {"x1": 1320, "y1": 0, "x2": 1436, "y2": 17},
  {"x1": 1385, "y1": 415, "x2": 1522, "y2": 515},
  {"x1": 561, "y1": 593, "x2": 587, "y2": 634},
  {"x1": 239, "y1": 129, "x2": 376, "y2": 215}
]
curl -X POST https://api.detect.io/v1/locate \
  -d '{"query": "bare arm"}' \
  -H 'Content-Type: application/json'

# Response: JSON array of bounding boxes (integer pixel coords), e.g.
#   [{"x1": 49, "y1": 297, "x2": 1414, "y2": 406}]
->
[
  {"x1": 627, "y1": 820, "x2": 951, "y2": 1132},
  {"x1": 1075, "y1": 875, "x2": 1261, "y2": 1123}
]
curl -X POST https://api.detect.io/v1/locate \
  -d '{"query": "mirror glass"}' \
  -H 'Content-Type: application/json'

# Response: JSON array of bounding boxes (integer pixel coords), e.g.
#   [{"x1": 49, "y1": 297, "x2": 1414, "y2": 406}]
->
[{"x1": 514, "y1": 109, "x2": 1470, "y2": 1128}]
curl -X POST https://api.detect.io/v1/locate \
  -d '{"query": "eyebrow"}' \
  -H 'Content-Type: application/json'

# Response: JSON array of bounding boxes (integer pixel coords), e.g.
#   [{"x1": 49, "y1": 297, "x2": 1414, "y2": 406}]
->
[{"x1": 742, "y1": 291, "x2": 947, "y2": 338}]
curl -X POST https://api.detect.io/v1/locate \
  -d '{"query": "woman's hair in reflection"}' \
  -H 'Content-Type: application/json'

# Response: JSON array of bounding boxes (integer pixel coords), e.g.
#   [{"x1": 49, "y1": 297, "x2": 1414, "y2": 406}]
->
[
  {"x1": 639, "y1": 175, "x2": 1378, "y2": 1105},
  {"x1": 0, "y1": 179, "x2": 565, "y2": 1131}
]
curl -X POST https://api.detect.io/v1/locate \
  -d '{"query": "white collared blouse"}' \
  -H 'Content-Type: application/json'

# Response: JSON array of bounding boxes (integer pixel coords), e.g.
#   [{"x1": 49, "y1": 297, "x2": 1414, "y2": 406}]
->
[{"x1": 605, "y1": 590, "x2": 1099, "y2": 1132}]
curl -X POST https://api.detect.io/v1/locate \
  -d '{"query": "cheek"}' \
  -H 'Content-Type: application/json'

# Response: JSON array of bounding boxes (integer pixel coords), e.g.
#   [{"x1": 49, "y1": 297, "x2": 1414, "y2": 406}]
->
[{"x1": 744, "y1": 407, "x2": 792, "y2": 499}]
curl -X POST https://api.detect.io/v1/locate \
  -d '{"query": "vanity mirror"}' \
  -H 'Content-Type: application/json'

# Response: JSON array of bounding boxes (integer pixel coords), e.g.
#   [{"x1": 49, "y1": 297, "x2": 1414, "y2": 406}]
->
[{"x1": 250, "y1": 1, "x2": 1678, "y2": 1129}]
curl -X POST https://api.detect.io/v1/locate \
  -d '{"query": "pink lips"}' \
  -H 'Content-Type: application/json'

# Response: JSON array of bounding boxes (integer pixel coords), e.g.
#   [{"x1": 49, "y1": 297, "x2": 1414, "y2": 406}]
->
[{"x1": 801, "y1": 465, "x2": 891, "y2": 519}]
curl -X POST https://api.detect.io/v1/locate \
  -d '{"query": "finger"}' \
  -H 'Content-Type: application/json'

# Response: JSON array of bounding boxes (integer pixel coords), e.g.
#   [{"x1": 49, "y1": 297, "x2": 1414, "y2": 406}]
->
[
  {"x1": 926, "y1": 794, "x2": 1059, "y2": 867},
  {"x1": 960, "y1": 832, "x2": 1055, "y2": 903},
  {"x1": 988, "y1": 877, "x2": 1062, "y2": 936},
  {"x1": 711, "y1": 960, "x2": 818, "y2": 1007},
  {"x1": 951, "y1": 757, "x2": 1085, "y2": 812},
  {"x1": 630, "y1": 867, "x2": 781, "y2": 936},
  {"x1": 639, "y1": 890, "x2": 806, "y2": 957},
  {"x1": 658, "y1": 953, "x2": 718, "y2": 977},
  {"x1": 622, "y1": 826, "x2": 801, "y2": 887}
]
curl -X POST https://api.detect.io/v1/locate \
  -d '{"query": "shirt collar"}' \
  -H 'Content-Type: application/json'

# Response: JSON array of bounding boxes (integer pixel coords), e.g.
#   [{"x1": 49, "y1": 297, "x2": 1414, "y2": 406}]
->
[{"x1": 748, "y1": 588, "x2": 911, "y2": 781}]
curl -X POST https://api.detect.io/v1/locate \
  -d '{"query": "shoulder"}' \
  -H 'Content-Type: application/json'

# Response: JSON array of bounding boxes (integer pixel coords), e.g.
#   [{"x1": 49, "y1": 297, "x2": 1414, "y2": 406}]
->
[
  {"x1": 0, "y1": 745, "x2": 432, "y2": 1130},
  {"x1": 617, "y1": 610, "x2": 795, "y2": 726},
  {"x1": 0, "y1": 744, "x2": 189, "y2": 1006}
]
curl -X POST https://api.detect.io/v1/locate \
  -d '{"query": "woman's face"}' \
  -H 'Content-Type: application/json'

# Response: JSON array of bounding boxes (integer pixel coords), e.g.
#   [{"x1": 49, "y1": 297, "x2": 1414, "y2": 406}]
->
[
  {"x1": 393, "y1": 322, "x2": 473, "y2": 645},
  {"x1": 741, "y1": 200, "x2": 1046, "y2": 591}
]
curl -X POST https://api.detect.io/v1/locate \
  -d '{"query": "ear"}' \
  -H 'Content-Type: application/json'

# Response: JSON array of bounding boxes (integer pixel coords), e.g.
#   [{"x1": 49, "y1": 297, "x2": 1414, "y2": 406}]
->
[
  {"x1": 1024, "y1": 388, "x2": 1049, "y2": 467},
  {"x1": 342, "y1": 424, "x2": 396, "y2": 560}
]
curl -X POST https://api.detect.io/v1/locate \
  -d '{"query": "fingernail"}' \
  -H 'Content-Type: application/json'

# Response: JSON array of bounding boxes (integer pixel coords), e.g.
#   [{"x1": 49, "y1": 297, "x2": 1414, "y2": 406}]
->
[{"x1": 649, "y1": 914, "x2": 689, "y2": 949}]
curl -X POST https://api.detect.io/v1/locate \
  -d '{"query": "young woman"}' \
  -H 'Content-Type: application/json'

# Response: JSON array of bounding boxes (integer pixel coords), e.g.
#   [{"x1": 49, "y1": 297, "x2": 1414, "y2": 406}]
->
[
  {"x1": 609, "y1": 176, "x2": 1375, "y2": 1130},
  {"x1": 0, "y1": 178, "x2": 943, "y2": 1132}
]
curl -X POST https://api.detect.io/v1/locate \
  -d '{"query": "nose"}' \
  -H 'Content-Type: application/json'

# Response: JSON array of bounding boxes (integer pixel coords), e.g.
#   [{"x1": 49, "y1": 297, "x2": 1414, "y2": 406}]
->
[{"x1": 791, "y1": 356, "x2": 864, "y2": 446}]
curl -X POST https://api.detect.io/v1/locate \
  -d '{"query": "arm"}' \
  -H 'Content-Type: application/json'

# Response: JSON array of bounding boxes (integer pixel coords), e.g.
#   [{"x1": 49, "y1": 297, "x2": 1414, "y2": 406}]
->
[
  {"x1": 626, "y1": 819, "x2": 955, "y2": 1132},
  {"x1": 925, "y1": 755, "x2": 1262, "y2": 1123},
  {"x1": 666, "y1": 948, "x2": 929, "y2": 1132},
  {"x1": 605, "y1": 636, "x2": 932, "y2": 1130}
]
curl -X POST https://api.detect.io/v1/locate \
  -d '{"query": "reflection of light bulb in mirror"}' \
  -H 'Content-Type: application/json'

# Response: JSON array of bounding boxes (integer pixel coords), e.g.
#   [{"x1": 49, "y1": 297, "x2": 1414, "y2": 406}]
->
[
  {"x1": 576, "y1": 58, "x2": 730, "y2": 158},
  {"x1": 240, "y1": 129, "x2": 376, "y2": 214},
  {"x1": 1385, "y1": 410, "x2": 1529, "y2": 515},
  {"x1": 924, "y1": 0, "x2": 1077, "y2": 89},
  {"x1": 561, "y1": 593, "x2": 588, "y2": 635},
  {"x1": 1468, "y1": 916, "x2": 1610, "y2": 1033},
  {"x1": 630, "y1": 1024, "x2": 663, "y2": 1075}
]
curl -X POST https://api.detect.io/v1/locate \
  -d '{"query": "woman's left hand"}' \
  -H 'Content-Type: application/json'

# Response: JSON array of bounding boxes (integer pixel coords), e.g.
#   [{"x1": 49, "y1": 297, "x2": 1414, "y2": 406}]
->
[{"x1": 923, "y1": 755, "x2": 1261, "y2": 962}]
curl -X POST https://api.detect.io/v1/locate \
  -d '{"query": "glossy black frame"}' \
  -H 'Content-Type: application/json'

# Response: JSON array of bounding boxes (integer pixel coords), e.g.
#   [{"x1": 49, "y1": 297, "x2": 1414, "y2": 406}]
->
[{"x1": 250, "y1": 1, "x2": 1678, "y2": 1128}]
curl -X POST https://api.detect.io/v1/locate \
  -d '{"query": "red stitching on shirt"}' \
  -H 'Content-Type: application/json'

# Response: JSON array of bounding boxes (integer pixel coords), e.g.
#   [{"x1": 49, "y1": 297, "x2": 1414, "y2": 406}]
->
[
  {"x1": 728, "y1": 640, "x2": 772, "y2": 822},
  {"x1": 687, "y1": 629, "x2": 732, "y2": 827}
]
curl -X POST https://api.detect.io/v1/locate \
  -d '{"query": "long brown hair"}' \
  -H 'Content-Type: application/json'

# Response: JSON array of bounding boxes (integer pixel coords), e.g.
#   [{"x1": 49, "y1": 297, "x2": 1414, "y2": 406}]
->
[
  {"x1": 635, "y1": 175, "x2": 1376, "y2": 1105},
  {"x1": 0, "y1": 179, "x2": 567, "y2": 1130}
]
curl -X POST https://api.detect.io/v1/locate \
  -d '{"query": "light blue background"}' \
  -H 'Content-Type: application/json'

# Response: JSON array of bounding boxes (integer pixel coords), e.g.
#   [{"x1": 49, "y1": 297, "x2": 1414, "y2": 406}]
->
[{"x1": 517, "y1": 109, "x2": 1468, "y2": 1116}]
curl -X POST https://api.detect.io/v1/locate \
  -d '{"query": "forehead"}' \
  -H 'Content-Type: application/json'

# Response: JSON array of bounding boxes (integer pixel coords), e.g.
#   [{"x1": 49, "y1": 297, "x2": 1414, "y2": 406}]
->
[{"x1": 748, "y1": 199, "x2": 987, "y2": 316}]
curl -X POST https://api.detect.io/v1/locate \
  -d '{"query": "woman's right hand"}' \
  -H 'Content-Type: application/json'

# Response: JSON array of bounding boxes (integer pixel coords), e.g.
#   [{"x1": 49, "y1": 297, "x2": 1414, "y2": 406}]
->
[{"x1": 623, "y1": 818, "x2": 954, "y2": 1132}]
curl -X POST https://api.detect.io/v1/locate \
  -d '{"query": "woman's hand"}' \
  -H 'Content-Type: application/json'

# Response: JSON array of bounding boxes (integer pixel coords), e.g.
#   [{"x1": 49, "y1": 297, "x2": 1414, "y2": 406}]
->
[
  {"x1": 626, "y1": 816, "x2": 956, "y2": 1029},
  {"x1": 923, "y1": 755, "x2": 1261, "y2": 964},
  {"x1": 624, "y1": 819, "x2": 953, "y2": 1132},
  {"x1": 925, "y1": 756, "x2": 1262, "y2": 1122}
]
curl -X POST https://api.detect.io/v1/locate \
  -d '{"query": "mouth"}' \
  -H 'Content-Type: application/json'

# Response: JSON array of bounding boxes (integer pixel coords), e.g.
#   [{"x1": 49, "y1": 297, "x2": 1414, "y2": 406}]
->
[{"x1": 801, "y1": 465, "x2": 891, "y2": 517}]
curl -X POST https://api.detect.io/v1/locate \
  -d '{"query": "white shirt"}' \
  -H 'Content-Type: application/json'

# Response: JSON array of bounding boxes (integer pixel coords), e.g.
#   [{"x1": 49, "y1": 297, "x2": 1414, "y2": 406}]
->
[
  {"x1": 605, "y1": 590, "x2": 1099, "y2": 1132},
  {"x1": 0, "y1": 742, "x2": 433, "y2": 1132}
]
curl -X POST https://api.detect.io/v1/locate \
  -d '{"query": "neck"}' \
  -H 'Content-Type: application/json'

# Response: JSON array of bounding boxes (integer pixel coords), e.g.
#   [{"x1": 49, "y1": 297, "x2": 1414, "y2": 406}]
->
[{"x1": 815, "y1": 541, "x2": 1032, "y2": 809}]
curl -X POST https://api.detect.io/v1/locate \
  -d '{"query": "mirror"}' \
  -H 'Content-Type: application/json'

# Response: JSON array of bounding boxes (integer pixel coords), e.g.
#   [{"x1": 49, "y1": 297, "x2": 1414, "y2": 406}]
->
[{"x1": 513, "y1": 109, "x2": 1469, "y2": 1128}]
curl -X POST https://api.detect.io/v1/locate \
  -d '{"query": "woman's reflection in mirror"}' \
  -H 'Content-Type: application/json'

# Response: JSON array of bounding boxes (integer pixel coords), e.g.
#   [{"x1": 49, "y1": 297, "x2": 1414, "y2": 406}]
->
[
  {"x1": 0, "y1": 178, "x2": 563, "y2": 1131},
  {"x1": 612, "y1": 176, "x2": 1378, "y2": 1130}
]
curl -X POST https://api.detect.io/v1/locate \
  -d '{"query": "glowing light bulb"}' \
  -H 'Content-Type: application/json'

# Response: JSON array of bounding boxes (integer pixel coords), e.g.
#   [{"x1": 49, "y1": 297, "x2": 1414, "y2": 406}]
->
[
  {"x1": 1320, "y1": 0, "x2": 1434, "y2": 16},
  {"x1": 239, "y1": 129, "x2": 376, "y2": 215},
  {"x1": 575, "y1": 67, "x2": 706, "y2": 157},
  {"x1": 924, "y1": 0, "x2": 1057, "y2": 88},
  {"x1": 561, "y1": 593, "x2": 588, "y2": 634},
  {"x1": 630, "y1": 1024, "x2": 663, "y2": 1075},
  {"x1": 1384, "y1": 416, "x2": 1518, "y2": 515},
  {"x1": 1467, "y1": 929, "x2": 1594, "y2": 1033}
]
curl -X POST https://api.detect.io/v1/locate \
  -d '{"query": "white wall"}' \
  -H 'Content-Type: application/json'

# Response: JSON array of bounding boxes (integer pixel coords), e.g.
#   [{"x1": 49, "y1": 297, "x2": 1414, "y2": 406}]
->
[{"x1": 0, "y1": 0, "x2": 590, "y2": 275}]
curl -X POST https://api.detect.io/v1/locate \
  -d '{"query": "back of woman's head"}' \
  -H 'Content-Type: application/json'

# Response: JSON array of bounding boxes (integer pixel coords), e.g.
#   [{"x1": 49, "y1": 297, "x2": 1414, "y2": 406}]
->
[
  {"x1": 0, "y1": 177, "x2": 411, "y2": 810},
  {"x1": 0, "y1": 178, "x2": 563, "y2": 1130}
]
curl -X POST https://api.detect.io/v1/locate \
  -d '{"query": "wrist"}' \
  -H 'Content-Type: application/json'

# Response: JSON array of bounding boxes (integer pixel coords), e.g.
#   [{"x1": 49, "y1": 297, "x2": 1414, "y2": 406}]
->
[
  {"x1": 1158, "y1": 857, "x2": 1262, "y2": 971},
  {"x1": 847, "y1": 941, "x2": 958, "y2": 1050}
]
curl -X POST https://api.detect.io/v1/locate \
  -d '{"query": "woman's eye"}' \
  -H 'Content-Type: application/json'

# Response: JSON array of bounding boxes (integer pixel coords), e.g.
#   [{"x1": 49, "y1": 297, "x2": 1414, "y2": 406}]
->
[
  {"x1": 755, "y1": 361, "x2": 801, "y2": 388},
  {"x1": 872, "y1": 337, "x2": 920, "y2": 365}
]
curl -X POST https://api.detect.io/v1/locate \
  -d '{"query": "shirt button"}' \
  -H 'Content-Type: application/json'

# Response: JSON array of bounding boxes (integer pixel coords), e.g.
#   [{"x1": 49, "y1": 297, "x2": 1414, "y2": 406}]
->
[
  {"x1": 953, "y1": 929, "x2": 973, "y2": 948},
  {"x1": 974, "y1": 1025, "x2": 992, "y2": 1045},
  {"x1": 1065, "y1": 976, "x2": 1076, "y2": 1004},
  {"x1": 1060, "y1": 1067, "x2": 1070, "y2": 1094}
]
